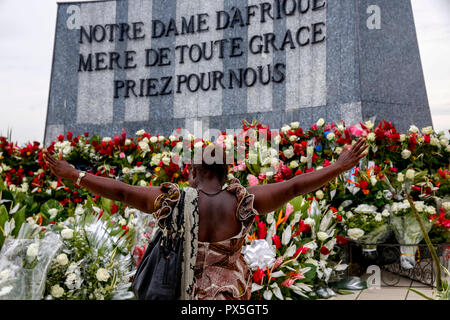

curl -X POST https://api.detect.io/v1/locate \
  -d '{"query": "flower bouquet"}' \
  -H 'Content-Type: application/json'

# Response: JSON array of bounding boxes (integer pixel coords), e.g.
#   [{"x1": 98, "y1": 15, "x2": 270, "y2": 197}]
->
[
  {"x1": 245, "y1": 197, "x2": 347, "y2": 300},
  {"x1": 0, "y1": 222, "x2": 62, "y2": 299},
  {"x1": 389, "y1": 199, "x2": 434, "y2": 269},
  {"x1": 43, "y1": 198, "x2": 137, "y2": 300}
]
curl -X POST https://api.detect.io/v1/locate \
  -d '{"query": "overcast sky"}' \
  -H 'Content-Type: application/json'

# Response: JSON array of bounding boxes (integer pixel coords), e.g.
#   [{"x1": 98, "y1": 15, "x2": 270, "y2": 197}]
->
[{"x1": 0, "y1": 0, "x2": 449, "y2": 145}]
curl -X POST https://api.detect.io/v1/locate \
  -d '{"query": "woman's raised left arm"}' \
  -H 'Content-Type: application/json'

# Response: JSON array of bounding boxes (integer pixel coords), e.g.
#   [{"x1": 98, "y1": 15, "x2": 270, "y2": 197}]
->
[{"x1": 43, "y1": 151, "x2": 162, "y2": 213}]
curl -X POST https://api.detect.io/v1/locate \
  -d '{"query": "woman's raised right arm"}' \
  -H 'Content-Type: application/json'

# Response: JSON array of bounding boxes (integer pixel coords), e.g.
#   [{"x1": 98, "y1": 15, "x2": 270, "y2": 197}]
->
[
  {"x1": 43, "y1": 151, "x2": 162, "y2": 213},
  {"x1": 248, "y1": 138, "x2": 368, "y2": 215}
]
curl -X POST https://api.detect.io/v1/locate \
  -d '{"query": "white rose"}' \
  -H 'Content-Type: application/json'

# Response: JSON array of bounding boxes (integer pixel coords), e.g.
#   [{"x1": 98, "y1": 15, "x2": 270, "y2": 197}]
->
[
  {"x1": 365, "y1": 121, "x2": 375, "y2": 130},
  {"x1": 125, "y1": 139, "x2": 131, "y2": 145},
  {"x1": 337, "y1": 124, "x2": 344, "y2": 131},
  {"x1": 440, "y1": 137, "x2": 449, "y2": 147},
  {"x1": 442, "y1": 202, "x2": 450, "y2": 211},
  {"x1": 150, "y1": 136, "x2": 158, "y2": 143},
  {"x1": 367, "y1": 132, "x2": 376, "y2": 142},
  {"x1": 346, "y1": 211, "x2": 354, "y2": 219},
  {"x1": 283, "y1": 147, "x2": 294, "y2": 159},
  {"x1": 138, "y1": 141, "x2": 150, "y2": 153},
  {"x1": 122, "y1": 167, "x2": 131, "y2": 175},
  {"x1": 56, "y1": 253, "x2": 69, "y2": 266},
  {"x1": 289, "y1": 161, "x2": 299, "y2": 169},
  {"x1": 370, "y1": 176, "x2": 377, "y2": 186},
  {"x1": 96, "y1": 268, "x2": 110, "y2": 282},
  {"x1": 421, "y1": 126, "x2": 433, "y2": 135},
  {"x1": 265, "y1": 171, "x2": 274, "y2": 177},
  {"x1": 162, "y1": 156, "x2": 171, "y2": 166},
  {"x1": 136, "y1": 129, "x2": 145, "y2": 136},
  {"x1": 158, "y1": 136, "x2": 165, "y2": 142},
  {"x1": 399, "y1": 134, "x2": 406, "y2": 142},
  {"x1": 409, "y1": 125, "x2": 419, "y2": 133},
  {"x1": 26, "y1": 243, "x2": 39, "y2": 258},
  {"x1": 139, "y1": 180, "x2": 147, "y2": 186},
  {"x1": 316, "y1": 118, "x2": 325, "y2": 127},
  {"x1": 0, "y1": 269, "x2": 11, "y2": 281},
  {"x1": 405, "y1": 169, "x2": 415, "y2": 180},
  {"x1": 51, "y1": 284, "x2": 64, "y2": 298},
  {"x1": 273, "y1": 135, "x2": 281, "y2": 145},
  {"x1": 300, "y1": 156, "x2": 308, "y2": 163},
  {"x1": 347, "y1": 228, "x2": 365, "y2": 240},
  {"x1": 335, "y1": 147, "x2": 343, "y2": 155},
  {"x1": 317, "y1": 232, "x2": 329, "y2": 242},
  {"x1": 414, "y1": 201, "x2": 426, "y2": 212},
  {"x1": 430, "y1": 137, "x2": 440, "y2": 147},
  {"x1": 397, "y1": 173, "x2": 404, "y2": 182},
  {"x1": 102, "y1": 137, "x2": 112, "y2": 143},
  {"x1": 281, "y1": 125, "x2": 291, "y2": 134},
  {"x1": 401, "y1": 149, "x2": 411, "y2": 159},
  {"x1": 50, "y1": 181, "x2": 58, "y2": 189},
  {"x1": 426, "y1": 206, "x2": 436, "y2": 215},
  {"x1": 304, "y1": 218, "x2": 315, "y2": 226},
  {"x1": 290, "y1": 122, "x2": 300, "y2": 129},
  {"x1": 289, "y1": 135, "x2": 297, "y2": 142},
  {"x1": 326, "y1": 132, "x2": 335, "y2": 141},
  {"x1": 315, "y1": 190, "x2": 324, "y2": 200},
  {"x1": 48, "y1": 208, "x2": 58, "y2": 220},
  {"x1": 61, "y1": 228, "x2": 74, "y2": 240},
  {"x1": 374, "y1": 213, "x2": 383, "y2": 222}
]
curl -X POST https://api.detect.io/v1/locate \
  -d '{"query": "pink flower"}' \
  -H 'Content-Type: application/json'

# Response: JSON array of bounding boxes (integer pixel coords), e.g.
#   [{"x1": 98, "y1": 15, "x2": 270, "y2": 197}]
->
[
  {"x1": 284, "y1": 203, "x2": 294, "y2": 222},
  {"x1": 119, "y1": 152, "x2": 125, "y2": 158},
  {"x1": 348, "y1": 125, "x2": 363, "y2": 137},
  {"x1": 272, "y1": 257, "x2": 283, "y2": 269},
  {"x1": 291, "y1": 272, "x2": 305, "y2": 280},
  {"x1": 238, "y1": 163, "x2": 247, "y2": 171},
  {"x1": 281, "y1": 279, "x2": 295, "y2": 288},
  {"x1": 247, "y1": 174, "x2": 258, "y2": 186}
]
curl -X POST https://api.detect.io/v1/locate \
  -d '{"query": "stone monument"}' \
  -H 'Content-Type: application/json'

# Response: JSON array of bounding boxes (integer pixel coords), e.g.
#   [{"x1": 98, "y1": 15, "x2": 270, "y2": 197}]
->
[{"x1": 44, "y1": 0, "x2": 432, "y2": 145}]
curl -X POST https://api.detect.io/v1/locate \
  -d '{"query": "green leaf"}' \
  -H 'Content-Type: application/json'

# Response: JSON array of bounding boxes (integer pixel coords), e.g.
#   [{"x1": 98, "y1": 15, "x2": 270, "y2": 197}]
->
[
  {"x1": 407, "y1": 288, "x2": 434, "y2": 300},
  {"x1": 0, "y1": 205, "x2": 9, "y2": 249},
  {"x1": 41, "y1": 199, "x2": 64, "y2": 217},
  {"x1": 12, "y1": 205, "x2": 27, "y2": 237}
]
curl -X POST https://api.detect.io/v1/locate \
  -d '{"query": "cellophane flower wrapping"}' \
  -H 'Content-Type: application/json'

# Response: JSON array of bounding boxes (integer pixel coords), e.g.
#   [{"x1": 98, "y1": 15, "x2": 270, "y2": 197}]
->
[
  {"x1": 390, "y1": 213, "x2": 432, "y2": 269},
  {"x1": 43, "y1": 207, "x2": 136, "y2": 300},
  {"x1": 0, "y1": 223, "x2": 63, "y2": 300}
]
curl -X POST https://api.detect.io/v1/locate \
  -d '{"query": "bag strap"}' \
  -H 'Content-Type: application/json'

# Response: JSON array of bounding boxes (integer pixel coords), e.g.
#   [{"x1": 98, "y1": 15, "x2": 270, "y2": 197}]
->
[{"x1": 175, "y1": 190, "x2": 185, "y2": 234}]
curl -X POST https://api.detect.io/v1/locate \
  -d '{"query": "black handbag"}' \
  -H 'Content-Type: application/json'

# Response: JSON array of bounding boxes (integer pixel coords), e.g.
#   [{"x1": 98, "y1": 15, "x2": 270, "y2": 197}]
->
[{"x1": 132, "y1": 190, "x2": 185, "y2": 300}]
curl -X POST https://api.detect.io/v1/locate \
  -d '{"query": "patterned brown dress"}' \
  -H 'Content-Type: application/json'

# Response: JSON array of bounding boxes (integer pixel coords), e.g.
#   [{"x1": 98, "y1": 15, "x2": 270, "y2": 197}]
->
[{"x1": 153, "y1": 178, "x2": 258, "y2": 300}]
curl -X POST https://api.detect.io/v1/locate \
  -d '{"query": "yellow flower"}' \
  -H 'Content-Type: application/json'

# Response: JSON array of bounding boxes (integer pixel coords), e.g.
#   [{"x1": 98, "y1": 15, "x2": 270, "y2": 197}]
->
[{"x1": 155, "y1": 167, "x2": 160, "y2": 173}]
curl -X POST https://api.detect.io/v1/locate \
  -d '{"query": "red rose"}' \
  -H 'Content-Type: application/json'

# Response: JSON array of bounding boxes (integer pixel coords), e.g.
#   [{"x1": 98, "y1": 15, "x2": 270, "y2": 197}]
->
[
  {"x1": 111, "y1": 203, "x2": 118, "y2": 214},
  {"x1": 336, "y1": 214, "x2": 343, "y2": 222},
  {"x1": 320, "y1": 246, "x2": 330, "y2": 255},
  {"x1": 336, "y1": 235, "x2": 349, "y2": 245}
]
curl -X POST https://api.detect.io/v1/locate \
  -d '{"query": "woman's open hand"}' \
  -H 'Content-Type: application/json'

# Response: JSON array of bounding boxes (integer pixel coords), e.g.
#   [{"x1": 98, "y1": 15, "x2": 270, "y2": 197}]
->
[
  {"x1": 335, "y1": 137, "x2": 369, "y2": 172},
  {"x1": 43, "y1": 151, "x2": 78, "y2": 181}
]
